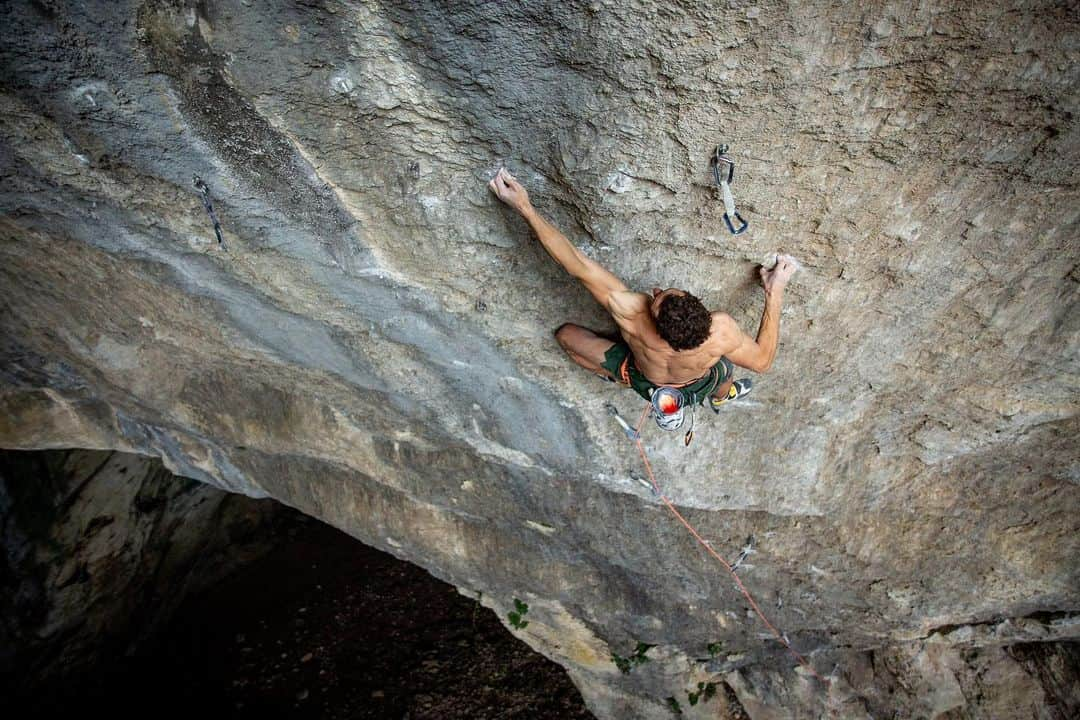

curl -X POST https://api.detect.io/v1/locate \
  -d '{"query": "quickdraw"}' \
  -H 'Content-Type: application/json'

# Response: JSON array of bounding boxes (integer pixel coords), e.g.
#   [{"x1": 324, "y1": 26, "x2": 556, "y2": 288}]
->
[
  {"x1": 711, "y1": 144, "x2": 748, "y2": 235},
  {"x1": 193, "y1": 175, "x2": 226, "y2": 248}
]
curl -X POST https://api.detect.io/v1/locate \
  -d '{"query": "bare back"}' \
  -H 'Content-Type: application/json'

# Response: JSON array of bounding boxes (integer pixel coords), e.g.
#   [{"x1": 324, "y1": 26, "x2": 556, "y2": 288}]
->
[
  {"x1": 488, "y1": 169, "x2": 796, "y2": 381},
  {"x1": 607, "y1": 291, "x2": 739, "y2": 385}
]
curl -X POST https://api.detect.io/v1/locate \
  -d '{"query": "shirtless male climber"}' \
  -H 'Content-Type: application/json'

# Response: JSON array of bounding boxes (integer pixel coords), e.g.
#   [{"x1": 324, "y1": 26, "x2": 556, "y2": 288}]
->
[{"x1": 488, "y1": 167, "x2": 797, "y2": 412}]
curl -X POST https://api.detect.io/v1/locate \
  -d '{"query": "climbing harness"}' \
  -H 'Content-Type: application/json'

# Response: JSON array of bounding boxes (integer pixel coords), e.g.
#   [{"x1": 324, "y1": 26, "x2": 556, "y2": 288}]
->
[
  {"x1": 192, "y1": 175, "x2": 225, "y2": 248},
  {"x1": 613, "y1": 401, "x2": 831, "y2": 687},
  {"x1": 711, "y1": 145, "x2": 748, "y2": 235}
]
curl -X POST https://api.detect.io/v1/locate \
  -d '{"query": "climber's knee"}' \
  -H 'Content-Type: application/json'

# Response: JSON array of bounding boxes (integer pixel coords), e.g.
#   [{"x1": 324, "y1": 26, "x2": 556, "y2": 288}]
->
[
  {"x1": 552, "y1": 324, "x2": 616, "y2": 373},
  {"x1": 710, "y1": 377, "x2": 734, "y2": 401},
  {"x1": 553, "y1": 322, "x2": 582, "y2": 347}
]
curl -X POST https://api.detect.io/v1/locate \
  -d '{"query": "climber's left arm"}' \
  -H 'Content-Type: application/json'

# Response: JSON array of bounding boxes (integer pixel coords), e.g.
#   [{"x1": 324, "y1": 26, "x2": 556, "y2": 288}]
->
[{"x1": 721, "y1": 255, "x2": 798, "y2": 373}]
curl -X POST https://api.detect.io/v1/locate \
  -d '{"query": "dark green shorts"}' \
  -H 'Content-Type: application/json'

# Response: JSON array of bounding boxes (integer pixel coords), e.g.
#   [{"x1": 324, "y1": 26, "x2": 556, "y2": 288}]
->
[{"x1": 600, "y1": 341, "x2": 733, "y2": 404}]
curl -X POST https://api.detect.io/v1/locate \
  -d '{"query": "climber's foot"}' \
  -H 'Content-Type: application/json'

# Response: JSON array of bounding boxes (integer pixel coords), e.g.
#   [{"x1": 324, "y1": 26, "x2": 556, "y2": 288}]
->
[{"x1": 710, "y1": 378, "x2": 752, "y2": 413}]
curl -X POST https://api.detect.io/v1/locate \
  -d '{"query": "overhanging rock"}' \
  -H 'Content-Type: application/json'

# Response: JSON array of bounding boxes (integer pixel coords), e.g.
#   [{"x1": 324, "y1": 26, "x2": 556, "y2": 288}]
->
[{"x1": 1, "y1": 1, "x2": 1078, "y2": 716}]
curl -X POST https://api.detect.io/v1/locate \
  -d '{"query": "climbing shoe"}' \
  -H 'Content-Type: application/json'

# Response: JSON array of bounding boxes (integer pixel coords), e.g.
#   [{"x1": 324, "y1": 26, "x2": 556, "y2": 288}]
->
[{"x1": 710, "y1": 378, "x2": 752, "y2": 413}]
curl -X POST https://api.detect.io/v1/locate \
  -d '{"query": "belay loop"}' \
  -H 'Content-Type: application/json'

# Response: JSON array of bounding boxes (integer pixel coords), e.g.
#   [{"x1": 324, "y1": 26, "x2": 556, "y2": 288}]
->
[{"x1": 711, "y1": 144, "x2": 748, "y2": 235}]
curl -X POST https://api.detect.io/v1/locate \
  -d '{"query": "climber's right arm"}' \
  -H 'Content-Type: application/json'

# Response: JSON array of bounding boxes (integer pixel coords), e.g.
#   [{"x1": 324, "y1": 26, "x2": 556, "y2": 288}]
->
[
  {"x1": 490, "y1": 168, "x2": 628, "y2": 307},
  {"x1": 722, "y1": 255, "x2": 798, "y2": 373},
  {"x1": 717, "y1": 300, "x2": 781, "y2": 374}
]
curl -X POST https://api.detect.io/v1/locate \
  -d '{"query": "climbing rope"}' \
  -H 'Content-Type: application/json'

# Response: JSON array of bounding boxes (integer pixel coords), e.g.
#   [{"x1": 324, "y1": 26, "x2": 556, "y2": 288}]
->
[{"x1": 628, "y1": 402, "x2": 830, "y2": 687}]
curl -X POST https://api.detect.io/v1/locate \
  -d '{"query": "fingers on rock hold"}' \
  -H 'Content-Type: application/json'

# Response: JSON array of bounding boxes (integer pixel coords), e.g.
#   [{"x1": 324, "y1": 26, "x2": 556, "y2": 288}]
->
[{"x1": 763, "y1": 252, "x2": 802, "y2": 274}]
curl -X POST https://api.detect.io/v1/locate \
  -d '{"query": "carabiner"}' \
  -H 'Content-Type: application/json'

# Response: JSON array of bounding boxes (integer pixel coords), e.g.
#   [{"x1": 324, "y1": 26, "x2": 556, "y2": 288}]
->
[
  {"x1": 711, "y1": 145, "x2": 735, "y2": 185},
  {"x1": 724, "y1": 211, "x2": 748, "y2": 235}
]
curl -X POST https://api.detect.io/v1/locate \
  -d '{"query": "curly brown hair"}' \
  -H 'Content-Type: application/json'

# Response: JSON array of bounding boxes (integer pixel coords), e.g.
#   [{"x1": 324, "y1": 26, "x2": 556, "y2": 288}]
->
[{"x1": 656, "y1": 293, "x2": 711, "y2": 350}]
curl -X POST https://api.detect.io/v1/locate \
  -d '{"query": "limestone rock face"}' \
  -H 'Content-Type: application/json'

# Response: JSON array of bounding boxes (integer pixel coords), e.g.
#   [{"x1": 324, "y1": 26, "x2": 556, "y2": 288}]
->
[{"x1": 1, "y1": 1, "x2": 1078, "y2": 716}]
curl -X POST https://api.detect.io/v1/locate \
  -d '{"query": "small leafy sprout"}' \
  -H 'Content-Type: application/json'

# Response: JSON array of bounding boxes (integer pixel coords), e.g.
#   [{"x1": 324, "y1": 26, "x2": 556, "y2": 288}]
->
[
  {"x1": 635, "y1": 641, "x2": 656, "y2": 657},
  {"x1": 665, "y1": 696, "x2": 683, "y2": 715},
  {"x1": 687, "y1": 681, "x2": 718, "y2": 706},
  {"x1": 611, "y1": 642, "x2": 655, "y2": 674},
  {"x1": 508, "y1": 598, "x2": 529, "y2": 629},
  {"x1": 707, "y1": 641, "x2": 723, "y2": 657}
]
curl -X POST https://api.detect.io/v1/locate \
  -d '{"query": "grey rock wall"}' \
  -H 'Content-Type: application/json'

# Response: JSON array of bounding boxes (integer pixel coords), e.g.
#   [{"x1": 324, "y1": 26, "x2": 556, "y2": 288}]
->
[{"x1": 1, "y1": 1, "x2": 1078, "y2": 716}]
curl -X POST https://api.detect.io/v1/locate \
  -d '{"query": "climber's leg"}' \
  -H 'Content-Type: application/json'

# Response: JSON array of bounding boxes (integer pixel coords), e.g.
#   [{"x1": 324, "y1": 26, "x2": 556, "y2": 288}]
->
[
  {"x1": 710, "y1": 377, "x2": 735, "y2": 403},
  {"x1": 708, "y1": 357, "x2": 735, "y2": 403},
  {"x1": 554, "y1": 323, "x2": 618, "y2": 379},
  {"x1": 709, "y1": 357, "x2": 752, "y2": 412},
  {"x1": 710, "y1": 378, "x2": 754, "y2": 413}
]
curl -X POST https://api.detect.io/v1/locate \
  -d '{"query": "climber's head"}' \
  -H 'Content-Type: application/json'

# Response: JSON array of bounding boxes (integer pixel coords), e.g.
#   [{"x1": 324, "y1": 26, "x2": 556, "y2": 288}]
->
[{"x1": 651, "y1": 288, "x2": 711, "y2": 351}]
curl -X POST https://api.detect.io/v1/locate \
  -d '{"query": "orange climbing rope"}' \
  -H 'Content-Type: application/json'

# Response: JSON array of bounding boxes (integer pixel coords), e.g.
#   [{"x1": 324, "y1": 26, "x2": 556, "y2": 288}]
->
[{"x1": 630, "y1": 404, "x2": 831, "y2": 687}]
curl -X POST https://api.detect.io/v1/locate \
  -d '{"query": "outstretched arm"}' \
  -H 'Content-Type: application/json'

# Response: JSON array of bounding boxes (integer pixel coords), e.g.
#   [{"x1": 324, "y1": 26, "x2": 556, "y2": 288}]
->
[
  {"x1": 722, "y1": 255, "x2": 798, "y2": 373},
  {"x1": 489, "y1": 168, "x2": 628, "y2": 306}
]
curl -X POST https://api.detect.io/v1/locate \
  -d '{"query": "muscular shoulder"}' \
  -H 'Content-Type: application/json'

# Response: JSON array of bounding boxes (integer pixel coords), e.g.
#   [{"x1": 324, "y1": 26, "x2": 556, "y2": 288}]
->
[
  {"x1": 708, "y1": 312, "x2": 742, "y2": 351},
  {"x1": 608, "y1": 290, "x2": 650, "y2": 319}
]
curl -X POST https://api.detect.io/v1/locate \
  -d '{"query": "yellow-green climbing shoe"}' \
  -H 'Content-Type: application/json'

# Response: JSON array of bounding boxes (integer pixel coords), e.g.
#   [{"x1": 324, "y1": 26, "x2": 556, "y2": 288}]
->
[{"x1": 710, "y1": 378, "x2": 753, "y2": 413}]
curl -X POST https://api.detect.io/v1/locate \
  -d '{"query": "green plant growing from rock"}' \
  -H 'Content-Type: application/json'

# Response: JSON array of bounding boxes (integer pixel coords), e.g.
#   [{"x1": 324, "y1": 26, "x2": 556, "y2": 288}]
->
[
  {"x1": 611, "y1": 641, "x2": 655, "y2": 674},
  {"x1": 669, "y1": 646, "x2": 722, "y2": 712},
  {"x1": 687, "y1": 681, "x2": 717, "y2": 707},
  {"x1": 507, "y1": 597, "x2": 529, "y2": 629}
]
